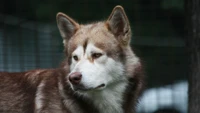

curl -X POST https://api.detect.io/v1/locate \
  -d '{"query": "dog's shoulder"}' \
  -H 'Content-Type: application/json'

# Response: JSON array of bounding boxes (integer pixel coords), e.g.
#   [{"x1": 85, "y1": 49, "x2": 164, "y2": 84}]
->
[
  {"x1": 0, "y1": 68, "x2": 68, "y2": 89},
  {"x1": 0, "y1": 68, "x2": 68, "y2": 113}
]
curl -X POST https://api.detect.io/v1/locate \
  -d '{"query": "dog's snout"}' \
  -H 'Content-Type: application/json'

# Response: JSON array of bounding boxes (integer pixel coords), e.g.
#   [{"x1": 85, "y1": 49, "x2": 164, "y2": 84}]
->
[{"x1": 69, "y1": 72, "x2": 82, "y2": 85}]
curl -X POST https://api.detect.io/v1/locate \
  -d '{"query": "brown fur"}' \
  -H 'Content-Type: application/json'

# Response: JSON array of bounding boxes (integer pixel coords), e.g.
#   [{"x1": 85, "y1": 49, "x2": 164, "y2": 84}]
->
[
  {"x1": 0, "y1": 5, "x2": 144, "y2": 113},
  {"x1": 0, "y1": 69, "x2": 67, "y2": 113}
]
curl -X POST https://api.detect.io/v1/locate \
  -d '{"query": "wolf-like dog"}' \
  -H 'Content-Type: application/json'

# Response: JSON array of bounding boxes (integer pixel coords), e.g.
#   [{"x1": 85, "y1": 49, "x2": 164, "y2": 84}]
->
[{"x1": 0, "y1": 5, "x2": 144, "y2": 113}]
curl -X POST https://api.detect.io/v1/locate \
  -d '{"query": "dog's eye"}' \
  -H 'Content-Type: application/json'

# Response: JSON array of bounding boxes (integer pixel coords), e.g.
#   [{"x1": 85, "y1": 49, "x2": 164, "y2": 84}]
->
[
  {"x1": 92, "y1": 53, "x2": 102, "y2": 59},
  {"x1": 73, "y1": 55, "x2": 78, "y2": 61}
]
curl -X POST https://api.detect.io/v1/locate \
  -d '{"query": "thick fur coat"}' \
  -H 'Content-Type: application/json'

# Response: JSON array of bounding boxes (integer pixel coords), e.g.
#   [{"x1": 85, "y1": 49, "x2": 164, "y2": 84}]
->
[{"x1": 0, "y1": 6, "x2": 144, "y2": 113}]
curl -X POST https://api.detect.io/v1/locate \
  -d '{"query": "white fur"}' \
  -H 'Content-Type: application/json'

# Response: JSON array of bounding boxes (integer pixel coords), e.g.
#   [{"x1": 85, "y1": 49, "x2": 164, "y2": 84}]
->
[
  {"x1": 70, "y1": 43, "x2": 125, "y2": 90},
  {"x1": 70, "y1": 46, "x2": 84, "y2": 72},
  {"x1": 69, "y1": 43, "x2": 128, "y2": 113},
  {"x1": 35, "y1": 82, "x2": 45, "y2": 111},
  {"x1": 63, "y1": 40, "x2": 66, "y2": 45},
  {"x1": 87, "y1": 81, "x2": 128, "y2": 113},
  {"x1": 58, "y1": 17, "x2": 76, "y2": 38}
]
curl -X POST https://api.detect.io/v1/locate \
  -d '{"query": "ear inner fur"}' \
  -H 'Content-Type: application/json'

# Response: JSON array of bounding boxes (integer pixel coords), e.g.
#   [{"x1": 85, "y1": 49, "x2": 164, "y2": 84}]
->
[
  {"x1": 56, "y1": 12, "x2": 80, "y2": 40},
  {"x1": 108, "y1": 6, "x2": 130, "y2": 25},
  {"x1": 106, "y1": 5, "x2": 131, "y2": 46}
]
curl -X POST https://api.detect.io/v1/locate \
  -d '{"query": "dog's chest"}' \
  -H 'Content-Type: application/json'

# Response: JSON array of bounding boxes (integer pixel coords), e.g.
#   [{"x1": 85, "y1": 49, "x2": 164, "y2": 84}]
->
[
  {"x1": 94, "y1": 94, "x2": 123, "y2": 113},
  {"x1": 89, "y1": 82, "x2": 128, "y2": 113}
]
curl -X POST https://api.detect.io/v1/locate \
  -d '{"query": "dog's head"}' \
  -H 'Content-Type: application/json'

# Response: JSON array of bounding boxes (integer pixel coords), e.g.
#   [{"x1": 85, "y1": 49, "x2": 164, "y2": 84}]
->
[{"x1": 57, "y1": 6, "x2": 134, "y2": 94}]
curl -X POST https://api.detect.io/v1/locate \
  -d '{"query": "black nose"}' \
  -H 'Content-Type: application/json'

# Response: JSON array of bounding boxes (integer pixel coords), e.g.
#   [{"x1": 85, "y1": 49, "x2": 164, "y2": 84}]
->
[{"x1": 69, "y1": 72, "x2": 82, "y2": 85}]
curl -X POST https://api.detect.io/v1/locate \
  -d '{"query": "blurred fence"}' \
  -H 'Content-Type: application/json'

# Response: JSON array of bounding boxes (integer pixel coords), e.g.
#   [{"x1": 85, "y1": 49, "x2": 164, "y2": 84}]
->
[{"x1": 0, "y1": 14, "x2": 63, "y2": 72}]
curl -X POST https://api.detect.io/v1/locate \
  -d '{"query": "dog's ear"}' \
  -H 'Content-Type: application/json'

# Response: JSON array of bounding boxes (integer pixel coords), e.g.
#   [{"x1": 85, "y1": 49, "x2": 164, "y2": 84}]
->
[
  {"x1": 106, "y1": 6, "x2": 131, "y2": 45},
  {"x1": 56, "y1": 13, "x2": 79, "y2": 40}
]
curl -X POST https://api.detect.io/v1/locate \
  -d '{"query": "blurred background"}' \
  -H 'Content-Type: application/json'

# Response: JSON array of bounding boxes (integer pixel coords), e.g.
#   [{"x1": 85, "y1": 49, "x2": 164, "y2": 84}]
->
[{"x1": 0, "y1": 0, "x2": 186, "y2": 113}]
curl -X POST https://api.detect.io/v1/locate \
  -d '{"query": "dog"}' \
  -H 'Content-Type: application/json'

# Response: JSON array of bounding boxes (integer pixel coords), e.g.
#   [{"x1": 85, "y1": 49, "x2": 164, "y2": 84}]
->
[{"x1": 0, "y1": 5, "x2": 144, "y2": 113}]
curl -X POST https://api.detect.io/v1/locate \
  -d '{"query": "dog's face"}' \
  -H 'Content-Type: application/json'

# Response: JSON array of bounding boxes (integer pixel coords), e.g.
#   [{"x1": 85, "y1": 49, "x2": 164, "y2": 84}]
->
[{"x1": 57, "y1": 6, "x2": 131, "y2": 94}]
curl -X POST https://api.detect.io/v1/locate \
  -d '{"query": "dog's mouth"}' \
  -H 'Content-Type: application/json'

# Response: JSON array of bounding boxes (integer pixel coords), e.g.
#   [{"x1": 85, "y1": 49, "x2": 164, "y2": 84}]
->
[
  {"x1": 95, "y1": 84, "x2": 105, "y2": 89},
  {"x1": 73, "y1": 84, "x2": 106, "y2": 91}
]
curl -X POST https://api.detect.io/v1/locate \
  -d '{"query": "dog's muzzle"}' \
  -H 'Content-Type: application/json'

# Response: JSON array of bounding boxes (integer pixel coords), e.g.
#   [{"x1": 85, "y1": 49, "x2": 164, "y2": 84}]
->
[{"x1": 68, "y1": 72, "x2": 105, "y2": 91}]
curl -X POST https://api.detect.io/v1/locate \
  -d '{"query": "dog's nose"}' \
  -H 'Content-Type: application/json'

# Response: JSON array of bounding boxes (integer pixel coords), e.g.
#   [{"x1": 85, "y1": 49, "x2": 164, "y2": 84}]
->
[{"x1": 69, "y1": 72, "x2": 82, "y2": 85}]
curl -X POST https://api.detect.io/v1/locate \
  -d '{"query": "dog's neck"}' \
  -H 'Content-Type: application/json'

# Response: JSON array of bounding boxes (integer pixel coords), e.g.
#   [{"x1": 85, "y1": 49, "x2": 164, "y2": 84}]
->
[
  {"x1": 84, "y1": 81, "x2": 128, "y2": 113},
  {"x1": 59, "y1": 75, "x2": 128, "y2": 113}
]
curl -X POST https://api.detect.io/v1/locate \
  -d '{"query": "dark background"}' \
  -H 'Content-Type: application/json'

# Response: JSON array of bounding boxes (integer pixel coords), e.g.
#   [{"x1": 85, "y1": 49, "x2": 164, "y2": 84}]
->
[{"x1": 0, "y1": 0, "x2": 186, "y2": 113}]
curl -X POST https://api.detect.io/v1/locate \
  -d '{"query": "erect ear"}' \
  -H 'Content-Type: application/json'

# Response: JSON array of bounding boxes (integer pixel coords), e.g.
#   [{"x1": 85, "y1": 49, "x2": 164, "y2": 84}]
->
[
  {"x1": 56, "y1": 13, "x2": 79, "y2": 40},
  {"x1": 106, "y1": 6, "x2": 131, "y2": 44}
]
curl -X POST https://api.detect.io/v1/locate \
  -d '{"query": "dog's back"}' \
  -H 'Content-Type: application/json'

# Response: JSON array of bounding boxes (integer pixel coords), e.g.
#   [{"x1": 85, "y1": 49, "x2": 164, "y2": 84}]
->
[
  {"x1": 0, "y1": 69, "x2": 68, "y2": 113},
  {"x1": 0, "y1": 71, "x2": 35, "y2": 113}
]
